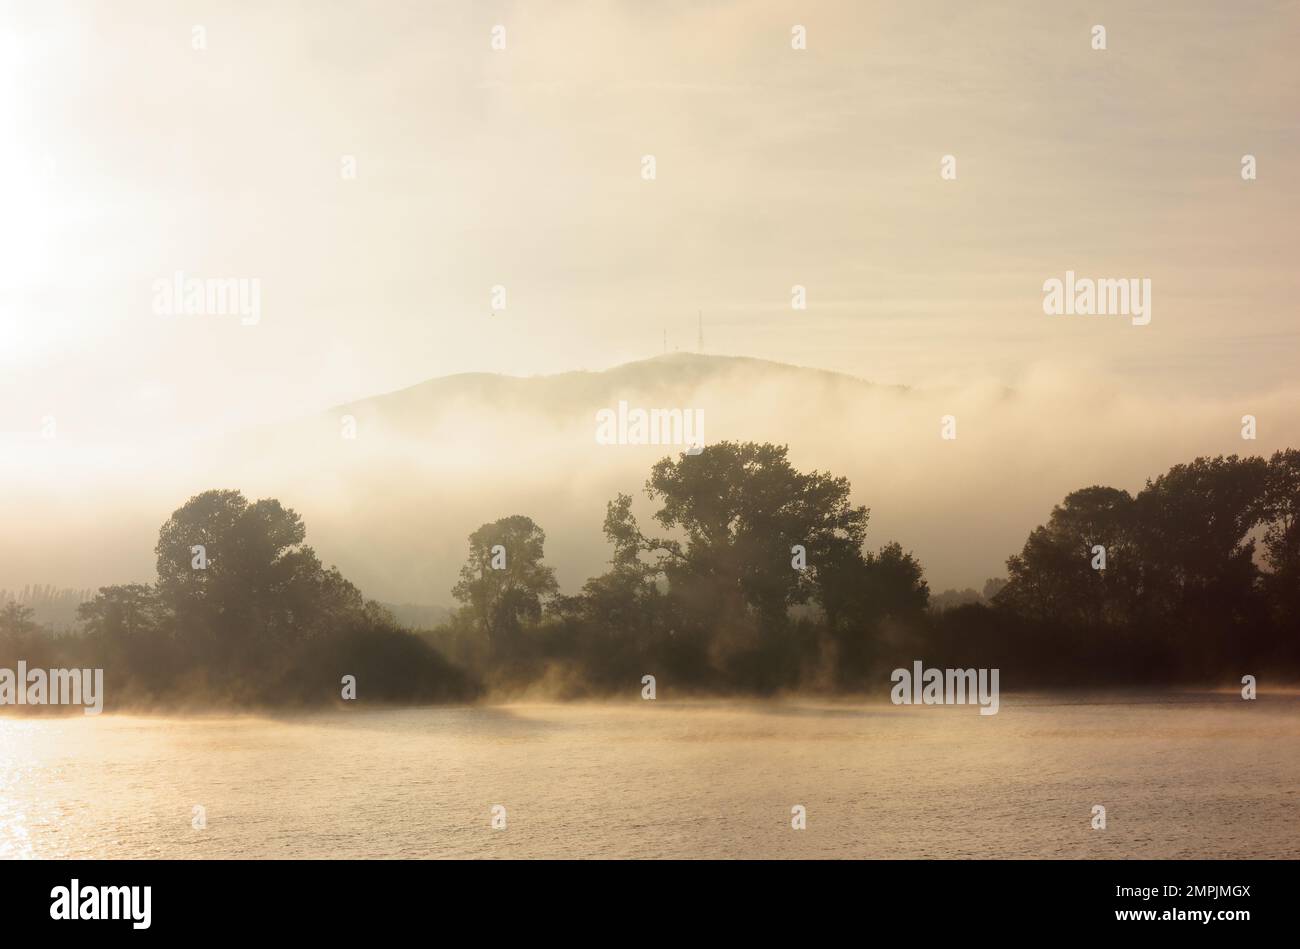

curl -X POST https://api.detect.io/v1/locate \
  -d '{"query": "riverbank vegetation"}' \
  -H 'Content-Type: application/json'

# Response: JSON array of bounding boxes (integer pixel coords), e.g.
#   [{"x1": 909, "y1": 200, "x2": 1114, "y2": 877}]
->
[{"x1": 3, "y1": 443, "x2": 1297, "y2": 707}]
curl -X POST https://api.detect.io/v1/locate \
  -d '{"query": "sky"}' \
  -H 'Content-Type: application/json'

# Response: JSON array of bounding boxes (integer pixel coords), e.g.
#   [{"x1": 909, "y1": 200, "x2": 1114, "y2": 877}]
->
[{"x1": 2, "y1": 0, "x2": 1299, "y2": 594}]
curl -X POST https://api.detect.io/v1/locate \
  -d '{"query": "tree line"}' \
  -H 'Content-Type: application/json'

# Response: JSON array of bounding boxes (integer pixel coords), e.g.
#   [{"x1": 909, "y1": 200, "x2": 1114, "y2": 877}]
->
[
  {"x1": 2, "y1": 443, "x2": 1297, "y2": 707},
  {"x1": 1, "y1": 490, "x2": 475, "y2": 706},
  {"x1": 432, "y1": 444, "x2": 1300, "y2": 695}
]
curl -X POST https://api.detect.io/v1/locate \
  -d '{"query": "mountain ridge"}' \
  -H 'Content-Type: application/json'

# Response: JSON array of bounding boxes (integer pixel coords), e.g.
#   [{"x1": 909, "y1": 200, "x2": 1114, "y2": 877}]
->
[{"x1": 327, "y1": 352, "x2": 912, "y2": 421}]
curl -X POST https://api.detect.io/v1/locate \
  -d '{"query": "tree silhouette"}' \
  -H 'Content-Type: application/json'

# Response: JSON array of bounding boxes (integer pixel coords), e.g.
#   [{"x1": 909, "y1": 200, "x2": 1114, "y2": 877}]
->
[
  {"x1": 593, "y1": 442, "x2": 927, "y2": 690},
  {"x1": 610, "y1": 442, "x2": 868, "y2": 629},
  {"x1": 9, "y1": 444, "x2": 1300, "y2": 707},
  {"x1": 452, "y1": 515, "x2": 558, "y2": 657},
  {"x1": 155, "y1": 489, "x2": 365, "y2": 672},
  {"x1": 997, "y1": 486, "x2": 1139, "y2": 626}
]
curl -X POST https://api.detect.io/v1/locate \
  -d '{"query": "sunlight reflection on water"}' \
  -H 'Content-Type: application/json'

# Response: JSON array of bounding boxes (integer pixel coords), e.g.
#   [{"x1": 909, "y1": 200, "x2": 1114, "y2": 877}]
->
[{"x1": 0, "y1": 695, "x2": 1296, "y2": 859}]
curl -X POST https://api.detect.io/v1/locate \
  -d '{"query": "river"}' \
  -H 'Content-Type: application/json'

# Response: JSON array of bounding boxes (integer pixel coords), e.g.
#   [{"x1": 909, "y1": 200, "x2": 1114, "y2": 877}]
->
[{"x1": 1, "y1": 694, "x2": 1295, "y2": 858}]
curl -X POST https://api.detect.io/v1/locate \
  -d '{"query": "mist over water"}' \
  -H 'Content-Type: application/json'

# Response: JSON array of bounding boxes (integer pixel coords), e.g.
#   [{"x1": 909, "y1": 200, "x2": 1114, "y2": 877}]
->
[{"x1": 3, "y1": 695, "x2": 1296, "y2": 859}]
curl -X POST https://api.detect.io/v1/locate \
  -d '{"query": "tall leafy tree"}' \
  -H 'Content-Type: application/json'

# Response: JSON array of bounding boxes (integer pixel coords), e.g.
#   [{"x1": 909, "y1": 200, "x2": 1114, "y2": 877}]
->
[
  {"x1": 155, "y1": 489, "x2": 364, "y2": 667},
  {"x1": 608, "y1": 442, "x2": 870, "y2": 633},
  {"x1": 996, "y1": 485, "x2": 1139, "y2": 626},
  {"x1": 1132, "y1": 455, "x2": 1268, "y2": 622},
  {"x1": 452, "y1": 515, "x2": 558, "y2": 655}
]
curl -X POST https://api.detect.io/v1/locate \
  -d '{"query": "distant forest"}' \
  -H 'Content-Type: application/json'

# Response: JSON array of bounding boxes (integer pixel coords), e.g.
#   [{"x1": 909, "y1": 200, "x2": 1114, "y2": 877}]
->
[
  {"x1": 2, "y1": 442, "x2": 1298, "y2": 708},
  {"x1": 0, "y1": 585, "x2": 94, "y2": 633}
]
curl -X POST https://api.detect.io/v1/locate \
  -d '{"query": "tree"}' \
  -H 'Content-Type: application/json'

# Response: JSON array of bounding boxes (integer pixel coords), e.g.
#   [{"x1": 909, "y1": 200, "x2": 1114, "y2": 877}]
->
[
  {"x1": 155, "y1": 489, "x2": 365, "y2": 669},
  {"x1": 451, "y1": 515, "x2": 558, "y2": 656},
  {"x1": 0, "y1": 601, "x2": 50, "y2": 672},
  {"x1": 992, "y1": 456, "x2": 1276, "y2": 677},
  {"x1": 611, "y1": 442, "x2": 869, "y2": 633},
  {"x1": 598, "y1": 442, "x2": 928, "y2": 690},
  {"x1": 865, "y1": 542, "x2": 930, "y2": 619},
  {"x1": 1260, "y1": 449, "x2": 1300, "y2": 637},
  {"x1": 817, "y1": 540, "x2": 929, "y2": 686},
  {"x1": 996, "y1": 486, "x2": 1138, "y2": 626},
  {"x1": 0, "y1": 601, "x2": 39, "y2": 641},
  {"x1": 1131, "y1": 455, "x2": 1268, "y2": 626},
  {"x1": 77, "y1": 584, "x2": 162, "y2": 643},
  {"x1": 77, "y1": 584, "x2": 174, "y2": 693}
]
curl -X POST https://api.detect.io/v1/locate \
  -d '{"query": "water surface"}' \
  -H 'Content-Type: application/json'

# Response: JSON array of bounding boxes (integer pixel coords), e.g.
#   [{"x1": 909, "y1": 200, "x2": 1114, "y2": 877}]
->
[{"x1": 1, "y1": 695, "x2": 1295, "y2": 858}]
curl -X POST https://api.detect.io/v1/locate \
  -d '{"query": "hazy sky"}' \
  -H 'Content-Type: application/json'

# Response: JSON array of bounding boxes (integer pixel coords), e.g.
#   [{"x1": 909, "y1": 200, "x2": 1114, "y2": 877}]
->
[
  {"x1": 3, "y1": 0, "x2": 1297, "y2": 444},
  {"x1": 3, "y1": 2, "x2": 1300, "y2": 599}
]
